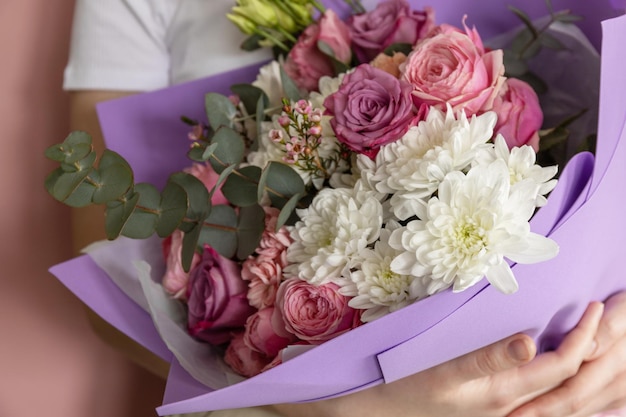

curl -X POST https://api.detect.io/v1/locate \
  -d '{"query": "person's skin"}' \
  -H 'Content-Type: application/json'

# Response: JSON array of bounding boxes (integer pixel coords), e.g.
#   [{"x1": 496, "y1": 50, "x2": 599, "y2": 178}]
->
[{"x1": 70, "y1": 90, "x2": 626, "y2": 417}]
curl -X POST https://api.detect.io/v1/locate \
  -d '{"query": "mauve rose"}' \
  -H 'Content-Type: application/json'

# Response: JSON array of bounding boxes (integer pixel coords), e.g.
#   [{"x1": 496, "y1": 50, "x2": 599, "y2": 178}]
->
[
  {"x1": 273, "y1": 278, "x2": 359, "y2": 344},
  {"x1": 492, "y1": 78, "x2": 543, "y2": 151},
  {"x1": 243, "y1": 307, "x2": 293, "y2": 358},
  {"x1": 324, "y1": 63, "x2": 418, "y2": 158},
  {"x1": 284, "y1": 9, "x2": 351, "y2": 92},
  {"x1": 224, "y1": 332, "x2": 272, "y2": 378},
  {"x1": 187, "y1": 245, "x2": 255, "y2": 345},
  {"x1": 401, "y1": 26, "x2": 506, "y2": 115},
  {"x1": 347, "y1": 0, "x2": 435, "y2": 63},
  {"x1": 161, "y1": 230, "x2": 200, "y2": 298}
]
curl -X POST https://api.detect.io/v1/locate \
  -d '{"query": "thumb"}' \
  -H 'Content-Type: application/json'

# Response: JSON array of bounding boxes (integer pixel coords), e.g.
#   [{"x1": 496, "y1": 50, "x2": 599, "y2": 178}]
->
[{"x1": 445, "y1": 334, "x2": 537, "y2": 383}]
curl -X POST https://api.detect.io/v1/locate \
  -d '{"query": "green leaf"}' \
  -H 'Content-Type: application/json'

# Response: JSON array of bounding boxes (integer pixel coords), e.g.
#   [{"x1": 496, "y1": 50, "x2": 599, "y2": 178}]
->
[
  {"x1": 64, "y1": 131, "x2": 92, "y2": 147},
  {"x1": 187, "y1": 146, "x2": 206, "y2": 162},
  {"x1": 280, "y1": 65, "x2": 302, "y2": 102},
  {"x1": 156, "y1": 181, "x2": 188, "y2": 237},
  {"x1": 231, "y1": 83, "x2": 269, "y2": 116},
  {"x1": 209, "y1": 126, "x2": 245, "y2": 174},
  {"x1": 105, "y1": 191, "x2": 140, "y2": 240},
  {"x1": 539, "y1": 127, "x2": 570, "y2": 151},
  {"x1": 50, "y1": 169, "x2": 92, "y2": 202},
  {"x1": 121, "y1": 183, "x2": 160, "y2": 239},
  {"x1": 201, "y1": 142, "x2": 219, "y2": 161},
  {"x1": 236, "y1": 204, "x2": 265, "y2": 259},
  {"x1": 503, "y1": 51, "x2": 529, "y2": 77},
  {"x1": 252, "y1": 94, "x2": 266, "y2": 152},
  {"x1": 169, "y1": 172, "x2": 210, "y2": 222},
  {"x1": 539, "y1": 32, "x2": 565, "y2": 50},
  {"x1": 240, "y1": 34, "x2": 263, "y2": 51},
  {"x1": 553, "y1": 11, "x2": 583, "y2": 23},
  {"x1": 508, "y1": 6, "x2": 539, "y2": 38},
  {"x1": 222, "y1": 165, "x2": 262, "y2": 207},
  {"x1": 383, "y1": 43, "x2": 413, "y2": 57},
  {"x1": 205, "y1": 92, "x2": 237, "y2": 130},
  {"x1": 199, "y1": 205, "x2": 238, "y2": 259},
  {"x1": 260, "y1": 161, "x2": 305, "y2": 209},
  {"x1": 181, "y1": 224, "x2": 202, "y2": 271},
  {"x1": 62, "y1": 180, "x2": 97, "y2": 208},
  {"x1": 277, "y1": 192, "x2": 303, "y2": 229},
  {"x1": 92, "y1": 163, "x2": 134, "y2": 204}
]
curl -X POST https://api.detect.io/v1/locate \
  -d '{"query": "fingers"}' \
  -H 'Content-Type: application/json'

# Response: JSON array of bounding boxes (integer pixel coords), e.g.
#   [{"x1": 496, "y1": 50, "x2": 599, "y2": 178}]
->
[
  {"x1": 507, "y1": 335, "x2": 626, "y2": 417},
  {"x1": 512, "y1": 302, "x2": 604, "y2": 396},
  {"x1": 444, "y1": 333, "x2": 537, "y2": 383},
  {"x1": 587, "y1": 291, "x2": 626, "y2": 361}
]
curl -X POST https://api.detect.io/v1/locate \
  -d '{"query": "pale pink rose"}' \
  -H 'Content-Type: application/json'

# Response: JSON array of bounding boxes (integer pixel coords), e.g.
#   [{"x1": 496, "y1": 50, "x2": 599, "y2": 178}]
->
[
  {"x1": 429, "y1": 19, "x2": 486, "y2": 54},
  {"x1": 492, "y1": 78, "x2": 543, "y2": 151},
  {"x1": 184, "y1": 163, "x2": 228, "y2": 205},
  {"x1": 224, "y1": 332, "x2": 272, "y2": 378},
  {"x1": 284, "y1": 10, "x2": 351, "y2": 92},
  {"x1": 243, "y1": 307, "x2": 293, "y2": 358},
  {"x1": 161, "y1": 230, "x2": 201, "y2": 298},
  {"x1": 242, "y1": 207, "x2": 292, "y2": 309},
  {"x1": 401, "y1": 25, "x2": 506, "y2": 115},
  {"x1": 273, "y1": 278, "x2": 360, "y2": 344},
  {"x1": 187, "y1": 245, "x2": 255, "y2": 345},
  {"x1": 242, "y1": 256, "x2": 283, "y2": 309},
  {"x1": 347, "y1": 0, "x2": 435, "y2": 62}
]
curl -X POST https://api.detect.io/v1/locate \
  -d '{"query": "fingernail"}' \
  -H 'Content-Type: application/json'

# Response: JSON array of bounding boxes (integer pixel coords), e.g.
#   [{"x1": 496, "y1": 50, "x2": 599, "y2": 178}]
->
[{"x1": 508, "y1": 338, "x2": 532, "y2": 362}]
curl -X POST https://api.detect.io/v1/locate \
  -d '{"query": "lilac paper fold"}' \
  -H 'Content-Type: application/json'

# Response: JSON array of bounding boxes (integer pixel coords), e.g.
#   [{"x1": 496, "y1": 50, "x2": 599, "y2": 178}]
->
[{"x1": 48, "y1": 2, "x2": 626, "y2": 415}]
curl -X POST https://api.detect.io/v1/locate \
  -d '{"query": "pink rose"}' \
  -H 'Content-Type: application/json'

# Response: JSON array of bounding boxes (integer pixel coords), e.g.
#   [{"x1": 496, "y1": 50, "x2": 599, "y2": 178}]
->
[
  {"x1": 243, "y1": 307, "x2": 293, "y2": 358},
  {"x1": 187, "y1": 245, "x2": 255, "y2": 345},
  {"x1": 273, "y1": 278, "x2": 359, "y2": 344},
  {"x1": 224, "y1": 332, "x2": 272, "y2": 378},
  {"x1": 161, "y1": 230, "x2": 200, "y2": 298},
  {"x1": 492, "y1": 78, "x2": 543, "y2": 151},
  {"x1": 324, "y1": 63, "x2": 418, "y2": 158},
  {"x1": 347, "y1": 0, "x2": 435, "y2": 63},
  {"x1": 284, "y1": 9, "x2": 351, "y2": 92},
  {"x1": 184, "y1": 163, "x2": 228, "y2": 206},
  {"x1": 401, "y1": 25, "x2": 506, "y2": 115}
]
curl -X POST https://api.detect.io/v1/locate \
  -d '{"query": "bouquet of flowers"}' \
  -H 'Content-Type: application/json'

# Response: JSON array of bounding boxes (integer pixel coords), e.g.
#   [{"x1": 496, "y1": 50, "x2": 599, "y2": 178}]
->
[{"x1": 46, "y1": 0, "x2": 626, "y2": 414}]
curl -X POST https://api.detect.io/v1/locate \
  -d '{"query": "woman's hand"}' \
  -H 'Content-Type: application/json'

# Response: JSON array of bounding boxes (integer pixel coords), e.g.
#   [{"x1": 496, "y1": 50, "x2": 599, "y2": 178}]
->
[
  {"x1": 508, "y1": 292, "x2": 626, "y2": 417},
  {"x1": 271, "y1": 302, "x2": 604, "y2": 417}
]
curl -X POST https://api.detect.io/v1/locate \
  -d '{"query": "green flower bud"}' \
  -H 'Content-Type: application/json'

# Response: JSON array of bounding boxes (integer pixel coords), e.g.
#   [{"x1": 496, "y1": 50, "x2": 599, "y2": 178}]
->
[
  {"x1": 231, "y1": 0, "x2": 278, "y2": 28},
  {"x1": 226, "y1": 13, "x2": 257, "y2": 35}
]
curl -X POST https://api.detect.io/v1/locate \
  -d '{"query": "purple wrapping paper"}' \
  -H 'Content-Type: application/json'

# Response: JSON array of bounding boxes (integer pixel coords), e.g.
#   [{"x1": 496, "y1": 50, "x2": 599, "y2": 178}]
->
[{"x1": 49, "y1": 1, "x2": 626, "y2": 414}]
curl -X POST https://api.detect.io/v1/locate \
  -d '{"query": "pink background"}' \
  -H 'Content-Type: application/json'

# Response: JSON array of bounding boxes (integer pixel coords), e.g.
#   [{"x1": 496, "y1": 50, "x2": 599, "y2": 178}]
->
[{"x1": 0, "y1": 1, "x2": 165, "y2": 415}]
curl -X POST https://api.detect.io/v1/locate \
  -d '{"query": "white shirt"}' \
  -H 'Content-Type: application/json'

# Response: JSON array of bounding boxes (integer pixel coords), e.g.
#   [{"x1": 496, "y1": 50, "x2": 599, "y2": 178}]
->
[{"x1": 63, "y1": 0, "x2": 270, "y2": 91}]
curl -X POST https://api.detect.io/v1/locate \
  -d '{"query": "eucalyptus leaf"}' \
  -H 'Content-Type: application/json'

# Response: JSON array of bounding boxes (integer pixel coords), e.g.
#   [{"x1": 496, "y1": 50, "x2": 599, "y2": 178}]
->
[
  {"x1": 201, "y1": 142, "x2": 219, "y2": 161},
  {"x1": 260, "y1": 161, "x2": 306, "y2": 209},
  {"x1": 169, "y1": 172, "x2": 211, "y2": 222},
  {"x1": 105, "y1": 191, "x2": 140, "y2": 240},
  {"x1": 61, "y1": 151, "x2": 96, "y2": 173},
  {"x1": 553, "y1": 11, "x2": 583, "y2": 23},
  {"x1": 92, "y1": 163, "x2": 134, "y2": 204},
  {"x1": 222, "y1": 165, "x2": 262, "y2": 207},
  {"x1": 539, "y1": 32, "x2": 565, "y2": 50},
  {"x1": 205, "y1": 92, "x2": 237, "y2": 130},
  {"x1": 44, "y1": 144, "x2": 69, "y2": 162},
  {"x1": 64, "y1": 131, "x2": 92, "y2": 147},
  {"x1": 508, "y1": 6, "x2": 539, "y2": 38},
  {"x1": 63, "y1": 143, "x2": 93, "y2": 164},
  {"x1": 62, "y1": 180, "x2": 97, "y2": 208},
  {"x1": 209, "y1": 126, "x2": 245, "y2": 173},
  {"x1": 50, "y1": 169, "x2": 91, "y2": 202},
  {"x1": 121, "y1": 183, "x2": 160, "y2": 239},
  {"x1": 187, "y1": 146, "x2": 206, "y2": 162},
  {"x1": 236, "y1": 204, "x2": 265, "y2": 260},
  {"x1": 277, "y1": 192, "x2": 303, "y2": 229},
  {"x1": 231, "y1": 83, "x2": 269, "y2": 116},
  {"x1": 503, "y1": 51, "x2": 529, "y2": 77},
  {"x1": 156, "y1": 181, "x2": 188, "y2": 237},
  {"x1": 199, "y1": 205, "x2": 238, "y2": 259},
  {"x1": 252, "y1": 94, "x2": 266, "y2": 152},
  {"x1": 280, "y1": 66, "x2": 302, "y2": 102},
  {"x1": 181, "y1": 224, "x2": 202, "y2": 272}
]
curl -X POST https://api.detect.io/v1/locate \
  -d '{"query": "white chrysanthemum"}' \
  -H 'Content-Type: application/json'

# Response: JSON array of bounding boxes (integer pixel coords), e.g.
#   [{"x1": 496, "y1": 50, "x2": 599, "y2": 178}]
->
[
  {"x1": 286, "y1": 187, "x2": 383, "y2": 285},
  {"x1": 368, "y1": 106, "x2": 496, "y2": 220},
  {"x1": 475, "y1": 135, "x2": 558, "y2": 207},
  {"x1": 252, "y1": 60, "x2": 286, "y2": 111},
  {"x1": 309, "y1": 74, "x2": 345, "y2": 110},
  {"x1": 341, "y1": 225, "x2": 428, "y2": 322},
  {"x1": 389, "y1": 160, "x2": 559, "y2": 295}
]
